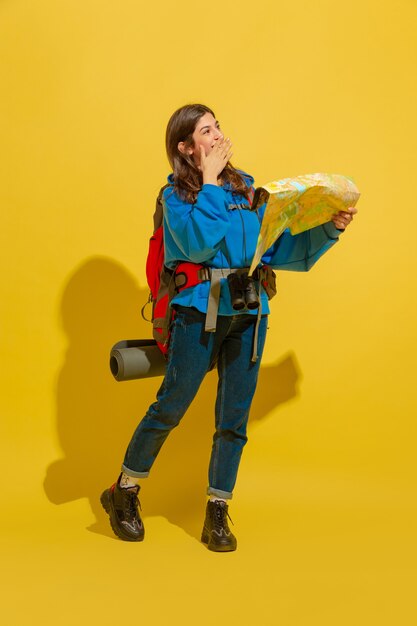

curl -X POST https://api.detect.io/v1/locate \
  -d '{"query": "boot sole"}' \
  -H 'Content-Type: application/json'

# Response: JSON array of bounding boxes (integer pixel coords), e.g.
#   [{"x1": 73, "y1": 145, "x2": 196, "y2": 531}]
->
[
  {"x1": 100, "y1": 489, "x2": 144, "y2": 542},
  {"x1": 201, "y1": 530, "x2": 237, "y2": 552}
]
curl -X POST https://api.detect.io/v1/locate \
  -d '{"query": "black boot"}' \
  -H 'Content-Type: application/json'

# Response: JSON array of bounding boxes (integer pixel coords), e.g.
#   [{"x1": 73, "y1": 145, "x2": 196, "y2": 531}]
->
[
  {"x1": 201, "y1": 500, "x2": 237, "y2": 552},
  {"x1": 100, "y1": 475, "x2": 144, "y2": 542}
]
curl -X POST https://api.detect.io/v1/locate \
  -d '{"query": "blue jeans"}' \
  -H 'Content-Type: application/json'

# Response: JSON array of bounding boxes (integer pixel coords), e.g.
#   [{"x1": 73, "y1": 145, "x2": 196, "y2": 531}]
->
[{"x1": 122, "y1": 306, "x2": 268, "y2": 499}]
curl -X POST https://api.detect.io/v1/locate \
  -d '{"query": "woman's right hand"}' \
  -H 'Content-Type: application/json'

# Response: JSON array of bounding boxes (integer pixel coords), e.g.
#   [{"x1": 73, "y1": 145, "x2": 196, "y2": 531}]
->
[{"x1": 200, "y1": 138, "x2": 233, "y2": 186}]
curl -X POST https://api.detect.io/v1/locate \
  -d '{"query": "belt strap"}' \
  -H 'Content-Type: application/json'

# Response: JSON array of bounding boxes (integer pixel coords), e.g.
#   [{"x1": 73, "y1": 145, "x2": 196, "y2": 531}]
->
[
  {"x1": 205, "y1": 268, "x2": 235, "y2": 332},
  {"x1": 251, "y1": 268, "x2": 267, "y2": 363}
]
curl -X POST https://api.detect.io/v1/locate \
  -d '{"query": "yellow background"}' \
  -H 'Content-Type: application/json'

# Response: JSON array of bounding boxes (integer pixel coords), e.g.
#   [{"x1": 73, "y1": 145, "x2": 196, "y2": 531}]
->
[{"x1": 1, "y1": 0, "x2": 416, "y2": 624}]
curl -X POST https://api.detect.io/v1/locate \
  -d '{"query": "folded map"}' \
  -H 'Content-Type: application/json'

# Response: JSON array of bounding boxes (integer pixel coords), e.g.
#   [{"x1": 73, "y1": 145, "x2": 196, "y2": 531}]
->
[{"x1": 249, "y1": 173, "x2": 360, "y2": 274}]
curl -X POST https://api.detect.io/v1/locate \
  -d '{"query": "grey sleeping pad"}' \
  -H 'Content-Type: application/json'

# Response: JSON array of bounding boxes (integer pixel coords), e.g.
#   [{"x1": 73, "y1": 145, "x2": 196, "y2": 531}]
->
[{"x1": 110, "y1": 339, "x2": 166, "y2": 381}]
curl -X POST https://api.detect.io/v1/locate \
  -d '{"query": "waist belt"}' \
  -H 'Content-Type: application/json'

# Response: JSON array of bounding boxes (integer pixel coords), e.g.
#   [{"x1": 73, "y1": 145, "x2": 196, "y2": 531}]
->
[{"x1": 174, "y1": 263, "x2": 270, "y2": 363}]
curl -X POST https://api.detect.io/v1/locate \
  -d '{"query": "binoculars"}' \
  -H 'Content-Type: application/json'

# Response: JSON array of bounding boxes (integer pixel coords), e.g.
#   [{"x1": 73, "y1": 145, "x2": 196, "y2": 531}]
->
[{"x1": 227, "y1": 271, "x2": 260, "y2": 311}]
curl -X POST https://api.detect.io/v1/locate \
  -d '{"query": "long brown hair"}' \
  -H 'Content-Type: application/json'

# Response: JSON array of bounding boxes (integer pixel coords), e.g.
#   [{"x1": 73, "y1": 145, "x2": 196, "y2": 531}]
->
[{"x1": 165, "y1": 104, "x2": 249, "y2": 204}]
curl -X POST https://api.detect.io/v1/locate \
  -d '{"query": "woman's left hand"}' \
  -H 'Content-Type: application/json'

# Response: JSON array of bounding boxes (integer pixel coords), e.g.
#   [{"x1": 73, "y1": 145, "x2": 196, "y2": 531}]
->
[{"x1": 332, "y1": 206, "x2": 358, "y2": 230}]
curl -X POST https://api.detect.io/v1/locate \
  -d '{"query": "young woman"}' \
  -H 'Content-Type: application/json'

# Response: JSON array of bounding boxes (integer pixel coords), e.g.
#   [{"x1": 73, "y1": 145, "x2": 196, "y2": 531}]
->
[{"x1": 101, "y1": 104, "x2": 356, "y2": 551}]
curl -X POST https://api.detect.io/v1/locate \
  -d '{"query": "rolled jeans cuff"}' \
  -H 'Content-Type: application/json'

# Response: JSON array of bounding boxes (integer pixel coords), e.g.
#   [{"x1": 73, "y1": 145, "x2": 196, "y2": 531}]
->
[
  {"x1": 121, "y1": 464, "x2": 149, "y2": 479},
  {"x1": 207, "y1": 486, "x2": 233, "y2": 500}
]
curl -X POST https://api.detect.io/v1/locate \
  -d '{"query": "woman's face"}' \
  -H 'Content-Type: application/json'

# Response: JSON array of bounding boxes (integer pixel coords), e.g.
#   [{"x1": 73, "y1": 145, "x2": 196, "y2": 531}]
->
[{"x1": 183, "y1": 112, "x2": 223, "y2": 164}]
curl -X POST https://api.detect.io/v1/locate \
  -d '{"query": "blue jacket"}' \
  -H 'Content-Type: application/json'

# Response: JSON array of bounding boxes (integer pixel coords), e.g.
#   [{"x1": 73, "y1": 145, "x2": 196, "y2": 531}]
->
[{"x1": 162, "y1": 173, "x2": 342, "y2": 316}]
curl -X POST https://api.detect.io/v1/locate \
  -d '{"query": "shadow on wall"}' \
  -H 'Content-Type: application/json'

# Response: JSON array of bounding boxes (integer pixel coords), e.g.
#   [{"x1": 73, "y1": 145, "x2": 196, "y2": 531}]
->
[{"x1": 44, "y1": 256, "x2": 302, "y2": 541}]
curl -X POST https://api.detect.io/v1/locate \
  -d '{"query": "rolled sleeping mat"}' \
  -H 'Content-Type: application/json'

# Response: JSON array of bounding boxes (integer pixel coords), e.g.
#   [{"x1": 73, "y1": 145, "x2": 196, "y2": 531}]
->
[{"x1": 110, "y1": 339, "x2": 166, "y2": 381}]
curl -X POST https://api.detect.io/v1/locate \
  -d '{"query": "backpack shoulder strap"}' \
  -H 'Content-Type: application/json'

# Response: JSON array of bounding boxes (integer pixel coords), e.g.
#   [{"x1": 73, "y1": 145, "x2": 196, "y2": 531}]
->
[
  {"x1": 247, "y1": 185, "x2": 255, "y2": 206},
  {"x1": 153, "y1": 184, "x2": 170, "y2": 233}
]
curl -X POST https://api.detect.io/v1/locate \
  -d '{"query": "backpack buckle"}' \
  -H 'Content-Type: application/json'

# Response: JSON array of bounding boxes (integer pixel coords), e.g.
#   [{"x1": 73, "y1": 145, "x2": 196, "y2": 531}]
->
[{"x1": 174, "y1": 263, "x2": 210, "y2": 291}]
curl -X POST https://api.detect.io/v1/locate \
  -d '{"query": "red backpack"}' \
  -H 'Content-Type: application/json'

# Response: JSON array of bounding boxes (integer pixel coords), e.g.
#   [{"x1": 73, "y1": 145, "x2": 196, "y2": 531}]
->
[
  {"x1": 142, "y1": 186, "x2": 206, "y2": 356},
  {"x1": 143, "y1": 186, "x2": 172, "y2": 356},
  {"x1": 143, "y1": 185, "x2": 261, "y2": 356}
]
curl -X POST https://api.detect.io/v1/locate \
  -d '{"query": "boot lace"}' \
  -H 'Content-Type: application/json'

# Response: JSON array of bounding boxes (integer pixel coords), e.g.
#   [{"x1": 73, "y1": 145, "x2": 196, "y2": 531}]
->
[
  {"x1": 213, "y1": 502, "x2": 234, "y2": 531},
  {"x1": 124, "y1": 489, "x2": 141, "y2": 521}
]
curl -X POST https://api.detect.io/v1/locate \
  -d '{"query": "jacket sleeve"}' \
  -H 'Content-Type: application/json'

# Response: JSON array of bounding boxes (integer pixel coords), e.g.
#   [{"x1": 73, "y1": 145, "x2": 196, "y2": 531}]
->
[
  {"x1": 261, "y1": 222, "x2": 342, "y2": 271},
  {"x1": 163, "y1": 184, "x2": 231, "y2": 263}
]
